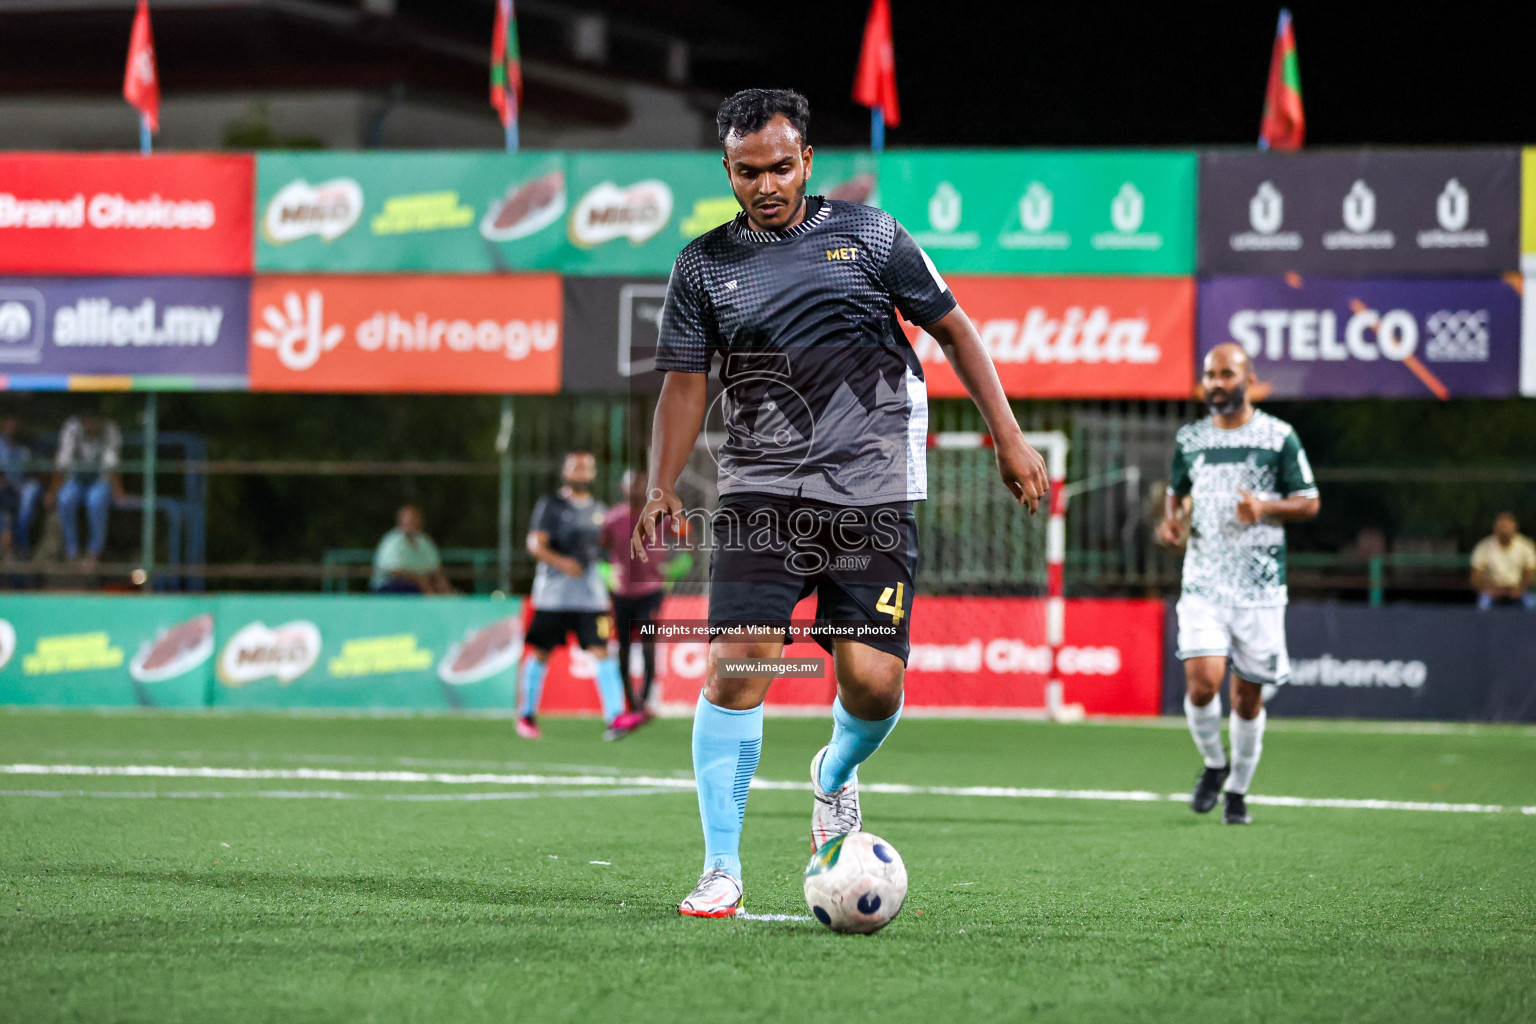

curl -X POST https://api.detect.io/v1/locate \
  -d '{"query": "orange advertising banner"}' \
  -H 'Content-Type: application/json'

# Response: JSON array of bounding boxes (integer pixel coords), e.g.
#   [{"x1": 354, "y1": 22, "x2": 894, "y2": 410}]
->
[
  {"x1": 248, "y1": 275, "x2": 562, "y2": 393},
  {"x1": 902, "y1": 276, "x2": 1196, "y2": 399}
]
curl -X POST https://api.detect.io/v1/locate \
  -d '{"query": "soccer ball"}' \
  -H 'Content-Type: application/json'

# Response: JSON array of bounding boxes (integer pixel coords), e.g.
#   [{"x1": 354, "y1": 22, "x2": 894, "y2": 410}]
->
[{"x1": 803, "y1": 832, "x2": 907, "y2": 934}]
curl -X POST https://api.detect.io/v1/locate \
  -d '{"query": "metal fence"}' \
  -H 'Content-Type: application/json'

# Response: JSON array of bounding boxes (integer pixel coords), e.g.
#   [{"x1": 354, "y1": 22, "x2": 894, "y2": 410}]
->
[{"x1": 15, "y1": 392, "x2": 1501, "y2": 601}]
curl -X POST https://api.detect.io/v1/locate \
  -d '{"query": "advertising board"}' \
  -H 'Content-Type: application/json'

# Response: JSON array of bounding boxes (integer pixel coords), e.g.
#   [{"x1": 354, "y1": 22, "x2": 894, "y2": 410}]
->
[
  {"x1": 248, "y1": 275, "x2": 561, "y2": 393},
  {"x1": 255, "y1": 152, "x2": 567, "y2": 273},
  {"x1": 1199, "y1": 149, "x2": 1519, "y2": 276},
  {"x1": 0, "y1": 276, "x2": 248, "y2": 388},
  {"x1": 878, "y1": 151, "x2": 1196, "y2": 274},
  {"x1": 906, "y1": 277, "x2": 1196, "y2": 398},
  {"x1": 1198, "y1": 276, "x2": 1520, "y2": 398},
  {"x1": 0, "y1": 154, "x2": 254, "y2": 275}
]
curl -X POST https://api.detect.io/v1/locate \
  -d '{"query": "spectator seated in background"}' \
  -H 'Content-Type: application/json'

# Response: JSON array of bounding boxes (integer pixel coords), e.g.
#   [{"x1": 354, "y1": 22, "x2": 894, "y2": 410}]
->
[
  {"x1": 0, "y1": 417, "x2": 42, "y2": 561},
  {"x1": 371, "y1": 504, "x2": 454, "y2": 595},
  {"x1": 1471, "y1": 511, "x2": 1536, "y2": 610},
  {"x1": 46, "y1": 414, "x2": 127, "y2": 568}
]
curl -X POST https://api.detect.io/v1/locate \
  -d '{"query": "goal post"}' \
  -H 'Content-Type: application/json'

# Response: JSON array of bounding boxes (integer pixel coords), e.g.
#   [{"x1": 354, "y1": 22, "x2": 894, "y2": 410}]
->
[{"x1": 926, "y1": 430, "x2": 1081, "y2": 721}]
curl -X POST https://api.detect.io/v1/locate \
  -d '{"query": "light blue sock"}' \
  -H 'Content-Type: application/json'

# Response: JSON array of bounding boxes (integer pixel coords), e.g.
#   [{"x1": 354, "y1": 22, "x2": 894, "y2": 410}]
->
[
  {"x1": 692, "y1": 694, "x2": 763, "y2": 879},
  {"x1": 594, "y1": 655, "x2": 627, "y2": 725},
  {"x1": 818, "y1": 695, "x2": 902, "y2": 793},
  {"x1": 517, "y1": 657, "x2": 547, "y2": 718}
]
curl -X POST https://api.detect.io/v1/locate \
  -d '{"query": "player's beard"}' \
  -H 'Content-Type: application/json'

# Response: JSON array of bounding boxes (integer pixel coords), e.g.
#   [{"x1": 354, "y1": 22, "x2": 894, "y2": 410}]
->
[
  {"x1": 1205, "y1": 384, "x2": 1246, "y2": 417},
  {"x1": 564, "y1": 477, "x2": 591, "y2": 497},
  {"x1": 745, "y1": 180, "x2": 807, "y2": 232}
]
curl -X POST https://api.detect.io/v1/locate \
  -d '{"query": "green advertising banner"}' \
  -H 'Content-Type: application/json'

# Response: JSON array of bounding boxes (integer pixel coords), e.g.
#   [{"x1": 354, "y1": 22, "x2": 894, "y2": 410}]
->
[
  {"x1": 0, "y1": 595, "x2": 524, "y2": 711},
  {"x1": 253, "y1": 149, "x2": 1189, "y2": 276},
  {"x1": 560, "y1": 149, "x2": 881, "y2": 276},
  {"x1": 210, "y1": 595, "x2": 524, "y2": 711},
  {"x1": 560, "y1": 152, "x2": 733, "y2": 276},
  {"x1": 0, "y1": 597, "x2": 213, "y2": 708},
  {"x1": 256, "y1": 152, "x2": 567, "y2": 272},
  {"x1": 876, "y1": 151, "x2": 1196, "y2": 274}
]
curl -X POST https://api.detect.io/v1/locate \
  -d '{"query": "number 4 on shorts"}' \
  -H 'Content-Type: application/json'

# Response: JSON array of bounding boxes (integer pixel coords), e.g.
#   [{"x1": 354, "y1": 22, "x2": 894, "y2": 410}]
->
[{"x1": 876, "y1": 583, "x2": 905, "y2": 625}]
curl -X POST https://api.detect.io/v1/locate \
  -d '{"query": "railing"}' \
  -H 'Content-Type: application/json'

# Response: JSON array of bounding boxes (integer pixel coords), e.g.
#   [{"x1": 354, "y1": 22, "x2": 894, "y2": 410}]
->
[
  {"x1": 320, "y1": 548, "x2": 501, "y2": 595},
  {"x1": 1288, "y1": 552, "x2": 1469, "y2": 607}
]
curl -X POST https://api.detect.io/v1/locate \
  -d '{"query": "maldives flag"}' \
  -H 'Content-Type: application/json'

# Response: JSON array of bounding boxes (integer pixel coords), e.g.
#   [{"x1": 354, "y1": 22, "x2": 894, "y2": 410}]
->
[
  {"x1": 852, "y1": 0, "x2": 900, "y2": 127},
  {"x1": 122, "y1": 0, "x2": 160, "y2": 133},
  {"x1": 1259, "y1": 8, "x2": 1303, "y2": 151},
  {"x1": 490, "y1": 0, "x2": 522, "y2": 128}
]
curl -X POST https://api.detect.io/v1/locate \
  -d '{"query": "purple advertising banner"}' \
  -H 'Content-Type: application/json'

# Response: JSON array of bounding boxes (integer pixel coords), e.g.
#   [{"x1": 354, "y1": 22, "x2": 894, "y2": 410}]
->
[
  {"x1": 1198, "y1": 149, "x2": 1520, "y2": 277},
  {"x1": 1198, "y1": 276, "x2": 1521, "y2": 399},
  {"x1": 0, "y1": 276, "x2": 249, "y2": 387}
]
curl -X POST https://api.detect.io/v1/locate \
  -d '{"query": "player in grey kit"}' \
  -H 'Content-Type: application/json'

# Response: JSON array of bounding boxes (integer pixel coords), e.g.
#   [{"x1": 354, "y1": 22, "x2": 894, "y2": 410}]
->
[
  {"x1": 516, "y1": 451, "x2": 632, "y2": 741},
  {"x1": 632, "y1": 89, "x2": 1049, "y2": 916}
]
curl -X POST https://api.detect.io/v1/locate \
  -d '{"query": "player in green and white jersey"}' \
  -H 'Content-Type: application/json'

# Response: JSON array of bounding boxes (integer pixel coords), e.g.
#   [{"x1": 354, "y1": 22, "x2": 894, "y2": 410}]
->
[{"x1": 1156, "y1": 344, "x2": 1320, "y2": 824}]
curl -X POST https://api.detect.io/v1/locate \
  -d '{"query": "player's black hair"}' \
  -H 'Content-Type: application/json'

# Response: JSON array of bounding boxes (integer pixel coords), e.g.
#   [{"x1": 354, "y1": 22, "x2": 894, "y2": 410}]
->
[{"x1": 715, "y1": 88, "x2": 810, "y2": 148}]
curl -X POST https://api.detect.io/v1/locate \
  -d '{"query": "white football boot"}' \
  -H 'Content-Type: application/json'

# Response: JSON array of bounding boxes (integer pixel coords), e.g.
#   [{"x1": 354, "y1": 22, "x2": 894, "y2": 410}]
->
[
  {"x1": 810, "y1": 745, "x2": 862, "y2": 851},
  {"x1": 677, "y1": 866, "x2": 743, "y2": 918}
]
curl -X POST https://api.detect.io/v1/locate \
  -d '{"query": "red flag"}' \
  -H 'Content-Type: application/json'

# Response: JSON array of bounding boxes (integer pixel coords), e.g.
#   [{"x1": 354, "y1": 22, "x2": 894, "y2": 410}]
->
[
  {"x1": 852, "y1": 0, "x2": 899, "y2": 127},
  {"x1": 123, "y1": 0, "x2": 160, "y2": 133},
  {"x1": 490, "y1": 0, "x2": 522, "y2": 128},
  {"x1": 1259, "y1": 9, "x2": 1303, "y2": 151}
]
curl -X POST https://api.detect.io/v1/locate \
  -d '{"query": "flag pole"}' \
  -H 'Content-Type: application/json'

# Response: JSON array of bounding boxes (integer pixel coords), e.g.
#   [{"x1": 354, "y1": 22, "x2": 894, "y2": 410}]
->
[
  {"x1": 140, "y1": 113, "x2": 152, "y2": 155},
  {"x1": 505, "y1": 97, "x2": 518, "y2": 153},
  {"x1": 871, "y1": 108, "x2": 884, "y2": 152}
]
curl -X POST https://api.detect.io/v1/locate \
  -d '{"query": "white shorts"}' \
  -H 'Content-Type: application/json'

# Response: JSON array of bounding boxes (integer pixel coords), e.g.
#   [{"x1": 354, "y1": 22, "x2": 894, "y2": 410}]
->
[{"x1": 1175, "y1": 593, "x2": 1291, "y2": 684}]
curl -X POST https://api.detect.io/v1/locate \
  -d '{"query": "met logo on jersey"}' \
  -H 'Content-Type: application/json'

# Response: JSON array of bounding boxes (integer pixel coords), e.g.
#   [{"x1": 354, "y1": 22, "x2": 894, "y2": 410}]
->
[{"x1": 825, "y1": 246, "x2": 860, "y2": 261}]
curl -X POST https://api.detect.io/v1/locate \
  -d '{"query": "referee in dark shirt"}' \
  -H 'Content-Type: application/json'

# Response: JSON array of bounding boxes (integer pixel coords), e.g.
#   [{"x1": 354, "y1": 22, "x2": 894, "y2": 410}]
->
[{"x1": 632, "y1": 89, "x2": 1049, "y2": 917}]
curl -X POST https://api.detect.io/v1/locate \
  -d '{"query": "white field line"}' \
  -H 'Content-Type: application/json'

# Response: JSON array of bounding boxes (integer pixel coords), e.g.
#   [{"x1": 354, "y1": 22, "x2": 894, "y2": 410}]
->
[
  {"x1": 20, "y1": 706, "x2": 1536, "y2": 738},
  {"x1": 0, "y1": 763, "x2": 1530, "y2": 816},
  {"x1": 0, "y1": 787, "x2": 681, "y2": 802},
  {"x1": 734, "y1": 912, "x2": 814, "y2": 922}
]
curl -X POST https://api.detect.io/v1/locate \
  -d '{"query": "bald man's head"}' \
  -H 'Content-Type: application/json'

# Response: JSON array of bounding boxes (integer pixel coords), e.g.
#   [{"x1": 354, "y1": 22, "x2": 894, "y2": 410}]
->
[
  {"x1": 1201, "y1": 344, "x2": 1256, "y2": 418},
  {"x1": 1206, "y1": 343, "x2": 1255, "y2": 377}
]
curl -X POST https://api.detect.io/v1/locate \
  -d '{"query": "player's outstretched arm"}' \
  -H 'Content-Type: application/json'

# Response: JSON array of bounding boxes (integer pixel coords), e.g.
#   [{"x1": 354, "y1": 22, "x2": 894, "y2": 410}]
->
[
  {"x1": 923, "y1": 306, "x2": 1048, "y2": 514},
  {"x1": 634, "y1": 370, "x2": 707, "y2": 560}
]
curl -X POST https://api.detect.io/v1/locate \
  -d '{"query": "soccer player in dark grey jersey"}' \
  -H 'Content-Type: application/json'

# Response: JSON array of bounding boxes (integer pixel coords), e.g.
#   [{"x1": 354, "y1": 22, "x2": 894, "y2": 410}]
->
[{"x1": 631, "y1": 89, "x2": 1049, "y2": 917}]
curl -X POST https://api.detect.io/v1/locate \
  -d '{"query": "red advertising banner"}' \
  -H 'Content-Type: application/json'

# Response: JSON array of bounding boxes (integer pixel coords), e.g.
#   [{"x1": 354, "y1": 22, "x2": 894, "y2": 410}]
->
[
  {"x1": 0, "y1": 154, "x2": 253, "y2": 275},
  {"x1": 902, "y1": 277, "x2": 1196, "y2": 399},
  {"x1": 533, "y1": 595, "x2": 1164, "y2": 717},
  {"x1": 248, "y1": 275, "x2": 562, "y2": 393}
]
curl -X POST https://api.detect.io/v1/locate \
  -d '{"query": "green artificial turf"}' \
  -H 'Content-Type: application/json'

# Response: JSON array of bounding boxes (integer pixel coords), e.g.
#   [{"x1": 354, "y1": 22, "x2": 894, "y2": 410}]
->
[{"x1": 1, "y1": 710, "x2": 1533, "y2": 1023}]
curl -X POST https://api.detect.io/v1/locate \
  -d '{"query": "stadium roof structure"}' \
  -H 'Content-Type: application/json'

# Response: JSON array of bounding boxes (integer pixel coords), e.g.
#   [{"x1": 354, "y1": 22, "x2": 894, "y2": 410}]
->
[
  {"x1": 0, "y1": 0, "x2": 881, "y2": 146},
  {"x1": 0, "y1": 2, "x2": 1529, "y2": 150}
]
